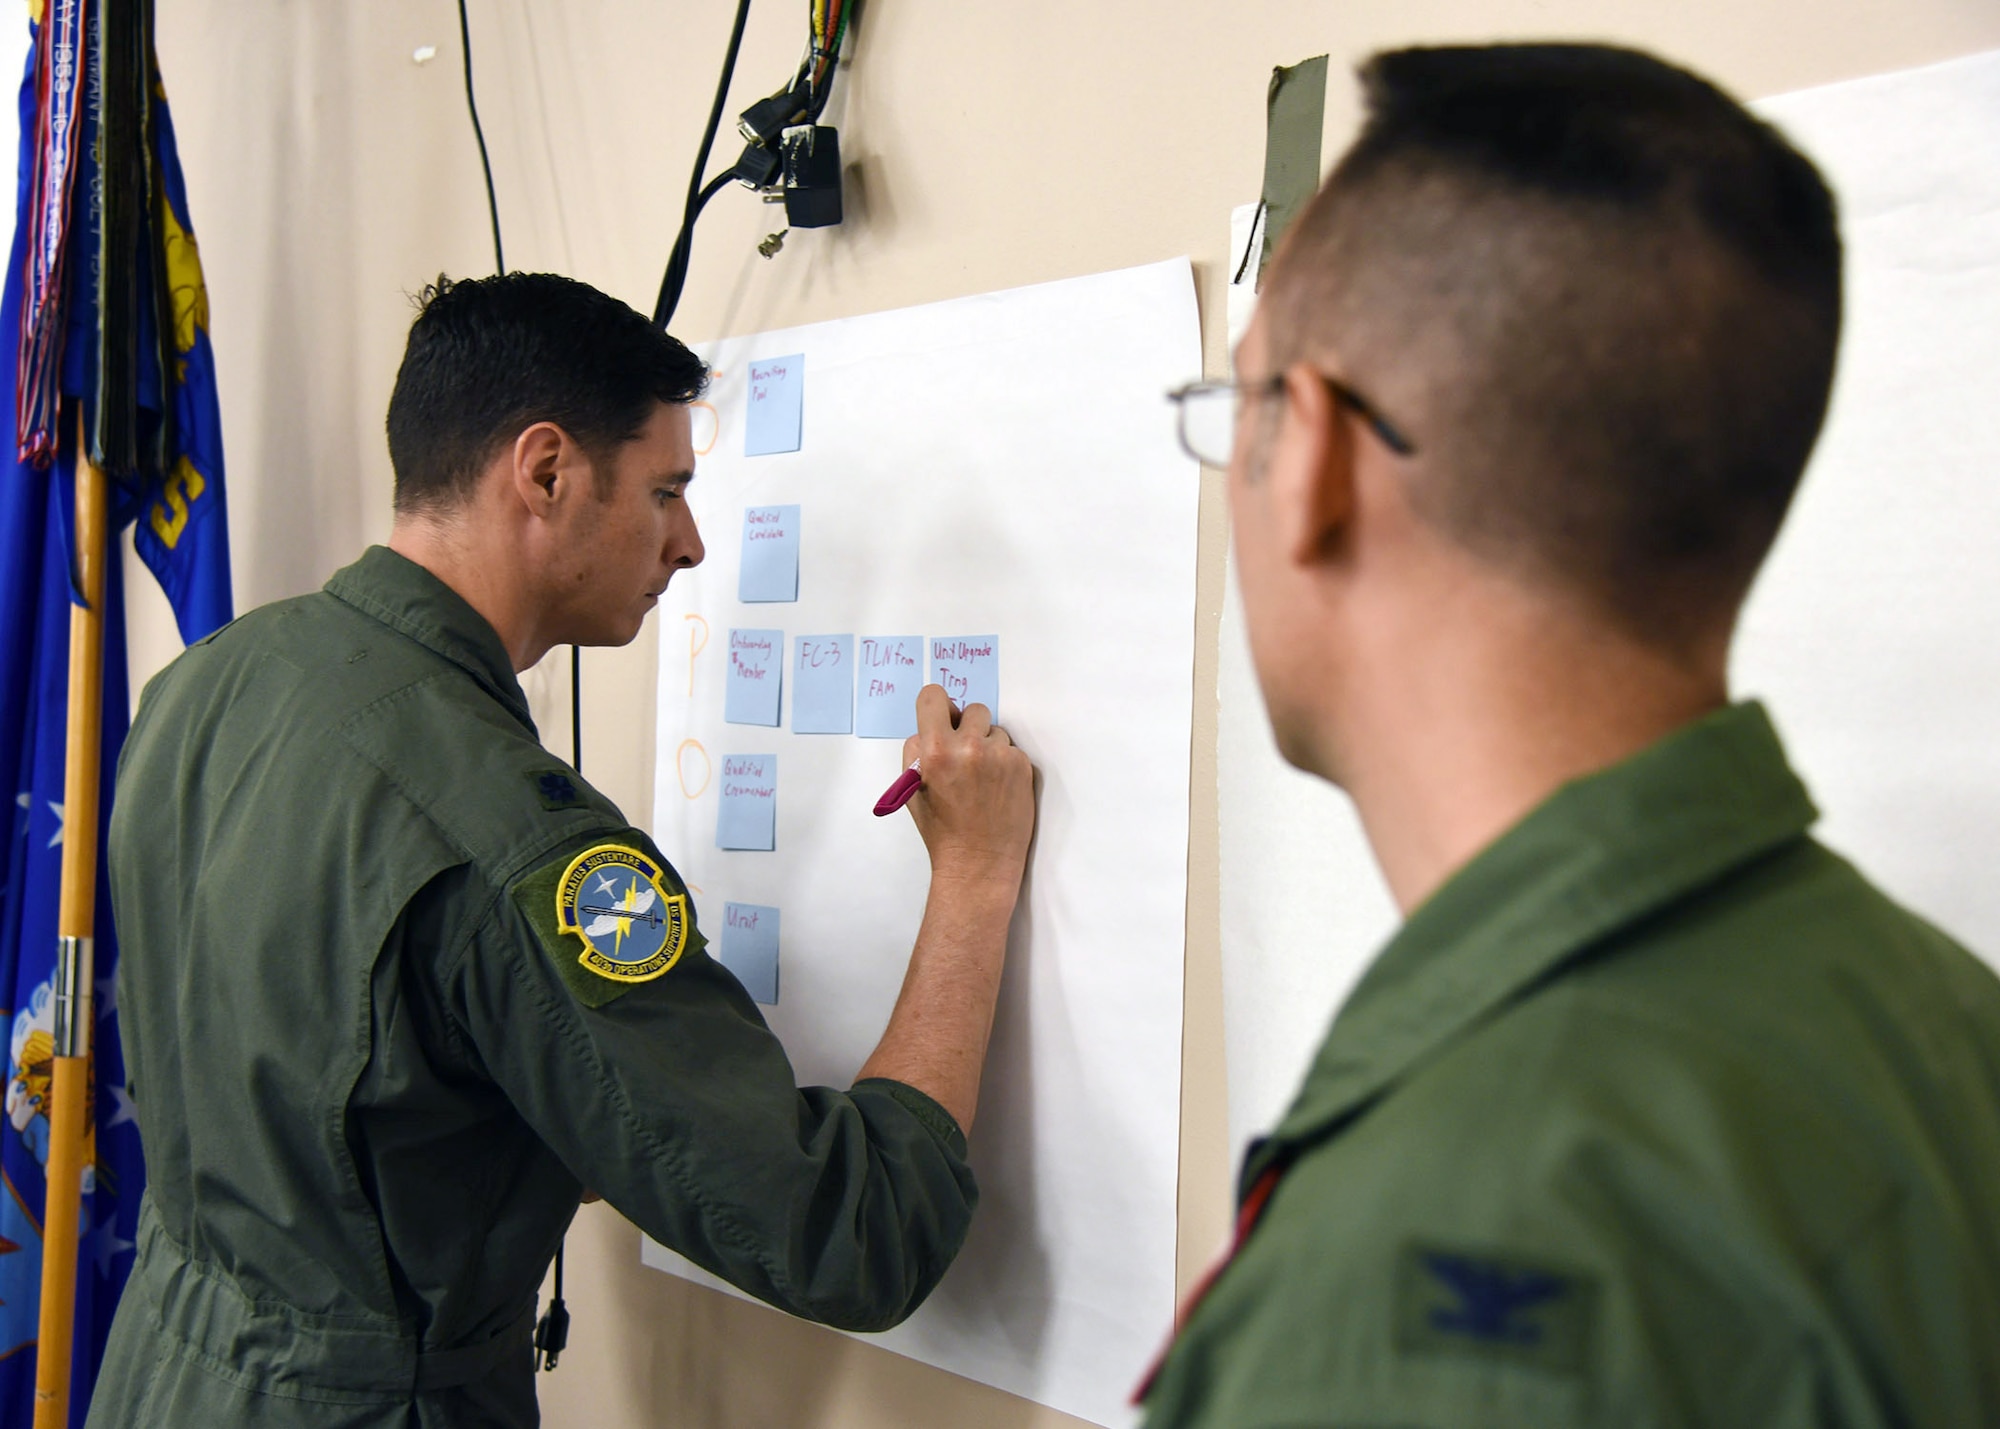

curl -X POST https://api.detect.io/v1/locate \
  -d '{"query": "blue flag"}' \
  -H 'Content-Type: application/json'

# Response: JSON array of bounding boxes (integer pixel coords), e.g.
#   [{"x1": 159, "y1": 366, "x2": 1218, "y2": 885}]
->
[
  {"x1": 0, "y1": 9, "x2": 231, "y2": 1421},
  {"x1": 125, "y1": 62, "x2": 232, "y2": 642}
]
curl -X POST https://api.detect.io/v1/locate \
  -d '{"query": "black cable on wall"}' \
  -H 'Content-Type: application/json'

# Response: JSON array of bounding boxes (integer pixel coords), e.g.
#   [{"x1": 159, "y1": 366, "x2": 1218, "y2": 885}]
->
[
  {"x1": 456, "y1": 0, "x2": 504, "y2": 275},
  {"x1": 455, "y1": 0, "x2": 575, "y2": 1375},
  {"x1": 653, "y1": 0, "x2": 755, "y2": 327}
]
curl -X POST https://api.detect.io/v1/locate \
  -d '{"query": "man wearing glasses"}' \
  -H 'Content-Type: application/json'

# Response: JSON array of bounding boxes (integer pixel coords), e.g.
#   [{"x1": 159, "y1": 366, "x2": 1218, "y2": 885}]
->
[{"x1": 1150, "y1": 43, "x2": 2000, "y2": 1427}]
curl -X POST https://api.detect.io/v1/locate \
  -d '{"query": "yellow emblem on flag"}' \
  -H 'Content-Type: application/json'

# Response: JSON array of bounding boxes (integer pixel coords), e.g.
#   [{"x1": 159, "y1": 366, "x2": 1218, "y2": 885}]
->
[{"x1": 158, "y1": 182, "x2": 210, "y2": 360}]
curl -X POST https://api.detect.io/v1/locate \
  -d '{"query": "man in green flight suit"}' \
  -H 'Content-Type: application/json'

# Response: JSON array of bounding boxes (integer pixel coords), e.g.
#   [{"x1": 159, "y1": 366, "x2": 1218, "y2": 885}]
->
[
  {"x1": 1145, "y1": 43, "x2": 2000, "y2": 1428},
  {"x1": 90, "y1": 273, "x2": 1035, "y2": 1426}
]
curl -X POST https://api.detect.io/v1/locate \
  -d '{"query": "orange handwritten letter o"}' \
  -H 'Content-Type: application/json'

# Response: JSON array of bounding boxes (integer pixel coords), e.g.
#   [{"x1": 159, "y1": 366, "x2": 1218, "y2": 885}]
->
[
  {"x1": 676, "y1": 739, "x2": 711, "y2": 800},
  {"x1": 688, "y1": 400, "x2": 720, "y2": 457}
]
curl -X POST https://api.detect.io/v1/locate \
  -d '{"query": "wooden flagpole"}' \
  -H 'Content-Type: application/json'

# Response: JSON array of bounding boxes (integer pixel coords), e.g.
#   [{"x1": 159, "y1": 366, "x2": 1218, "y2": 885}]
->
[{"x1": 34, "y1": 411, "x2": 109, "y2": 1429}]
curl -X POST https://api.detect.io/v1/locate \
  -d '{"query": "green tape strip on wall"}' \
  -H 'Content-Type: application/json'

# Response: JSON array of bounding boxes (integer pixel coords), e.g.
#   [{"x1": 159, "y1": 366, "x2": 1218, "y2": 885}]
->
[{"x1": 1258, "y1": 54, "x2": 1328, "y2": 286}]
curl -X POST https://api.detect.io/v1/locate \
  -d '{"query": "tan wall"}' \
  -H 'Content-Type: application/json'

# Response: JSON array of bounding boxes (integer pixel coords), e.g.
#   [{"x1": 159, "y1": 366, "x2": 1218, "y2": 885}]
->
[{"x1": 139, "y1": 3, "x2": 2000, "y2": 1426}]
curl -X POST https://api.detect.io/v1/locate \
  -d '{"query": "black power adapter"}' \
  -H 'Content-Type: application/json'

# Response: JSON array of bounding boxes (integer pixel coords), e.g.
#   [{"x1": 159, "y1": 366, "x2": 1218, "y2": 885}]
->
[
  {"x1": 655, "y1": 0, "x2": 853, "y2": 325},
  {"x1": 780, "y1": 125, "x2": 843, "y2": 229}
]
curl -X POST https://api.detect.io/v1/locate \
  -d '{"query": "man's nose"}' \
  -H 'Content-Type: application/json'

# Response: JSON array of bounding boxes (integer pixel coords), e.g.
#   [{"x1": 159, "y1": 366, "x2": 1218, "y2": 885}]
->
[{"x1": 674, "y1": 517, "x2": 705, "y2": 570}]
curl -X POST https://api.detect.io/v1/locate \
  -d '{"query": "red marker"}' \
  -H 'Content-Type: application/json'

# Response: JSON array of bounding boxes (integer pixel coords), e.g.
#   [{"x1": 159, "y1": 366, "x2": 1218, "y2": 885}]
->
[{"x1": 873, "y1": 759, "x2": 923, "y2": 817}]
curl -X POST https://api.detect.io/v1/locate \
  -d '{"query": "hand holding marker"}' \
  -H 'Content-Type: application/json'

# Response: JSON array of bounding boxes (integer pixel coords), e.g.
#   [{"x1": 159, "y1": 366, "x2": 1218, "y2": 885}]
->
[
  {"x1": 871, "y1": 686, "x2": 1011, "y2": 820},
  {"x1": 876, "y1": 687, "x2": 1035, "y2": 904},
  {"x1": 874, "y1": 758, "x2": 924, "y2": 816}
]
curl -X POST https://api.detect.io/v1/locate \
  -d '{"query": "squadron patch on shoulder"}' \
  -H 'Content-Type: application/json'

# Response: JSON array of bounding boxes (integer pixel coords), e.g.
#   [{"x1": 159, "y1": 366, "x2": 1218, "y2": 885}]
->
[{"x1": 556, "y1": 843, "x2": 690, "y2": 984}]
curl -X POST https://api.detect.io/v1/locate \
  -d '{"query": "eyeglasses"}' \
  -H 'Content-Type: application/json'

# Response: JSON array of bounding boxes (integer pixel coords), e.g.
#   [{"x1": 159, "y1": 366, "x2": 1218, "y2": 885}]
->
[{"x1": 1166, "y1": 373, "x2": 1417, "y2": 469}]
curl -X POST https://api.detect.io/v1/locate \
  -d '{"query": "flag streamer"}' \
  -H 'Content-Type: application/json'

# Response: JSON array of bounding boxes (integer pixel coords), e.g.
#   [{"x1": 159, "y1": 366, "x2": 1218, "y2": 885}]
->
[
  {"x1": 0, "y1": 1, "x2": 231, "y2": 1422},
  {"x1": 14, "y1": 0, "x2": 85, "y2": 467}
]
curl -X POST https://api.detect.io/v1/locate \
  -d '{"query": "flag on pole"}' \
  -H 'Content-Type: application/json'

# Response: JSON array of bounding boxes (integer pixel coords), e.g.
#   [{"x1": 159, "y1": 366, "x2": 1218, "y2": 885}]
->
[{"x1": 0, "y1": 1, "x2": 230, "y2": 1420}]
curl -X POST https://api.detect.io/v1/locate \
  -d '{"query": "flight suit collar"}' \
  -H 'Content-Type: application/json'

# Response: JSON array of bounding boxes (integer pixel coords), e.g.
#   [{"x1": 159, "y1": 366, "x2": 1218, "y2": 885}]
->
[
  {"x1": 324, "y1": 545, "x2": 536, "y2": 735},
  {"x1": 1245, "y1": 701, "x2": 1818, "y2": 1193}
]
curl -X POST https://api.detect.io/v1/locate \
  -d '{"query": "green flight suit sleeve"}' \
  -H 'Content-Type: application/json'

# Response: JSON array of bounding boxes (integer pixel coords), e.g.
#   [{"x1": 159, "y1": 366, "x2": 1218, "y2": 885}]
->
[{"x1": 446, "y1": 830, "x2": 978, "y2": 1333}]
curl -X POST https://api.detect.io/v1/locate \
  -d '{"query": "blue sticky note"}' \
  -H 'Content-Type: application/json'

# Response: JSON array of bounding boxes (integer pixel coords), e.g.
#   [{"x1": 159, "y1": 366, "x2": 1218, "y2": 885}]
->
[
  {"x1": 793, "y1": 634, "x2": 854, "y2": 734},
  {"x1": 724, "y1": 628, "x2": 783, "y2": 726},
  {"x1": 745, "y1": 353, "x2": 804, "y2": 456},
  {"x1": 856, "y1": 636, "x2": 924, "y2": 739},
  {"x1": 717, "y1": 754, "x2": 778, "y2": 850},
  {"x1": 929, "y1": 636, "x2": 1000, "y2": 720},
  {"x1": 739, "y1": 505, "x2": 801, "y2": 603},
  {"x1": 719, "y1": 903, "x2": 780, "y2": 1005}
]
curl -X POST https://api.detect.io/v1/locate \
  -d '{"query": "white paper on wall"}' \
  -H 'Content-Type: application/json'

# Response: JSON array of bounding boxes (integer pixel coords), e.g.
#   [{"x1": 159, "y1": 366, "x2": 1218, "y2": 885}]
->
[
  {"x1": 1216, "y1": 49, "x2": 2000, "y2": 1166},
  {"x1": 1736, "y1": 50, "x2": 2000, "y2": 959},
  {"x1": 645, "y1": 259, "x2": 1202, "y2": 1428}
]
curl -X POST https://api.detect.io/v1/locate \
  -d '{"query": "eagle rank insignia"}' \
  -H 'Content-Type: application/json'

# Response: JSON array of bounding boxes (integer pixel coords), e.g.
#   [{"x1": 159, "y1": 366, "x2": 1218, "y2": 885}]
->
[{"x1": 556, "y1": 844, "x2": 690, "y2": 984}]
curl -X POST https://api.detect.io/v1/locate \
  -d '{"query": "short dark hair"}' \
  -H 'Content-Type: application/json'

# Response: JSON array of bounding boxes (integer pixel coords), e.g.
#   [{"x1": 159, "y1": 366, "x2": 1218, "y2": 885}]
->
[
  {"x1": 1265, "y1": 44, "x2": 1842, "y2": 647},
  {"x1": 386, "y1": 272, "x2": 709, "y2": 513}
]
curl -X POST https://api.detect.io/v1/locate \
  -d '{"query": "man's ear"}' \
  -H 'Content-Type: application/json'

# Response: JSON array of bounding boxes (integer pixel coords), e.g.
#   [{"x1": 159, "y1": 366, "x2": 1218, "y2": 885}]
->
[
  {"x1": 507, "y1": 422, "x2": 578, "y2": 518},
  {"x1": 1269, "y1": 362, "x2": 1356, "y2": 568}
]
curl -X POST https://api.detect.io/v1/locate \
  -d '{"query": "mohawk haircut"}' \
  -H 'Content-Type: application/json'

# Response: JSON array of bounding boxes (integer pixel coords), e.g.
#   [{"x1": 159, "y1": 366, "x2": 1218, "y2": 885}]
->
[{"x1": 1265, "y1": 44, "x2": 1842, "y2": 647}]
